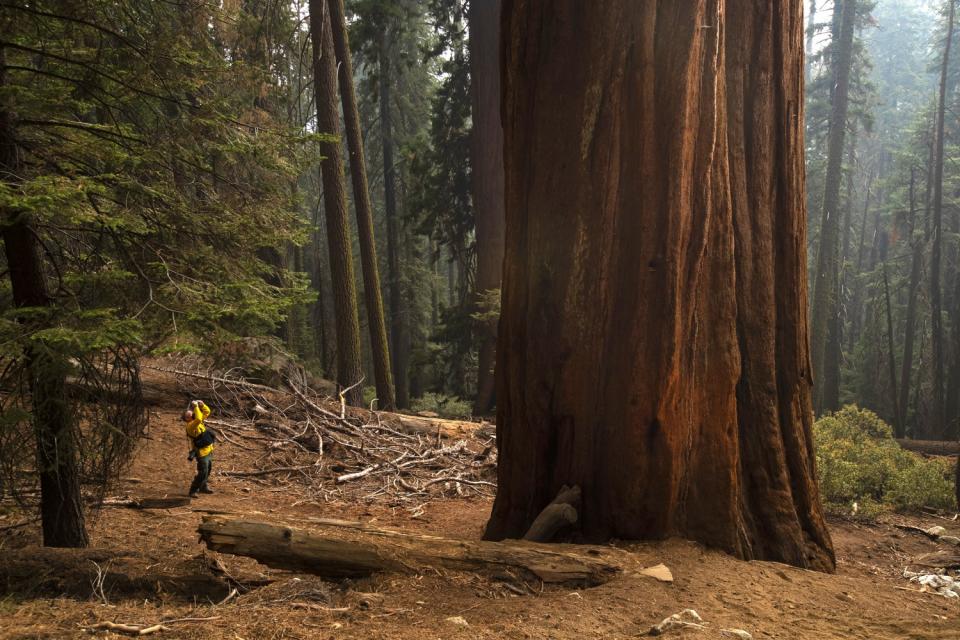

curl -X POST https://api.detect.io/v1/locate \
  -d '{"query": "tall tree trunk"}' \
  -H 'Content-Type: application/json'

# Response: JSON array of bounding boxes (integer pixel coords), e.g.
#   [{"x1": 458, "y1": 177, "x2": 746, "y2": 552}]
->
[
  {"x1": 0, "y1": 49, "x2": 88, "y2": 547},
  {"x1": 899, "y1": 168, "x2": 922, "y2": 438},
  {"x1": 882, "y1": 265, "x2": 901, "y2": 434},
  {"x1": 328, "y1": 0, "x2": 395, "y2": 410},
  {"x1": 846, "y1": 173, "x2": 872, "y2": 352},
  {"x1": 470, "y1": 0, "x2": 506, "y2": 417},
  {"x1": 805, "y1": 0, "x2": 817, "y2": 87},
  {"x1": 487, "y1": 1, "x2": 834, "y2": 570},
  {"x1": 378, "y1": 26, "x2": 409, "y2": 409},
  {"x1": 309, "y1": 0, "x2": 364, "y2": 406},
  {"x1": 931, "y1": 0, "x2": 955, "y2": 439},
  {"x1": 810, "y1": 0, "x2": 855, "y2": 416}
]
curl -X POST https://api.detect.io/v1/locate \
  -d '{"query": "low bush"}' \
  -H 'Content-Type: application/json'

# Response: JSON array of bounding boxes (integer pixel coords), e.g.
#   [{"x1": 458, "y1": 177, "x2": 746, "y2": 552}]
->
[
  {"x1": 410, "y1": 393, "x2": 473, "y2": 420},
  {"x1": 814, "y1": 405, "x2": 955, "y2": 514}
]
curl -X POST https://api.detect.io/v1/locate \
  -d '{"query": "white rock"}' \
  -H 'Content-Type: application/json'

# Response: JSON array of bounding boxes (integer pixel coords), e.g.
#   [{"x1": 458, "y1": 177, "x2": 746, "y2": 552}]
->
[
  {"x1": 445, "y1": 616, "x2": 469, "y2": 627},
  {"x1": 926, "y1": 526, "x2": 947, "y2": 537},
  {"x1": 939, "y1": 535, "x2": 960, "y2": 546},
  {"x1": 919, "y1": 574, "x2": 954, "y2": 589},
  {"x1": 721, "y1": 630, "x2": 753, "y2": 640}
]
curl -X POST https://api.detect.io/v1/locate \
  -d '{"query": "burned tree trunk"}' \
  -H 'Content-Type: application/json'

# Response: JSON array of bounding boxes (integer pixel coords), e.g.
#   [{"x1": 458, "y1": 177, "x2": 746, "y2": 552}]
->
[
  {"x1": 469, "y1": 0, "x2": 506, "y2": 417},
  {"x1": 487, "y1": 1, "x2": 834, "y2": 571},
  {"x1": 309, "y1": 0, "x2": 364, "y2": 406}
]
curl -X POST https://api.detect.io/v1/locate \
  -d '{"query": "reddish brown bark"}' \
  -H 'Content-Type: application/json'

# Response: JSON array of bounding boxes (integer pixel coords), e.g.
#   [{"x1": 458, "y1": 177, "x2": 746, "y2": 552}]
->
[
  {"x1": 469, "y1": 0, "x2": 506, "y2": 417},
  {"x1": 486, "y1": 1, "x2": 834, "y2": 571},
  {"x1": 309, "y1": 0, "x2": 364, "y2": 406},
  {"x1": 327, "y1": 0, "x2": 395, "y2": 410}
]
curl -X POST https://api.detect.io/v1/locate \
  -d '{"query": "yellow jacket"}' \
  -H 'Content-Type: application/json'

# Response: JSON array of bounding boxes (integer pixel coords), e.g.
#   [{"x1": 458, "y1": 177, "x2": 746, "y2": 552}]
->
[{"x1": 185, "y1": 401, "x2": 214, "y2": 457}]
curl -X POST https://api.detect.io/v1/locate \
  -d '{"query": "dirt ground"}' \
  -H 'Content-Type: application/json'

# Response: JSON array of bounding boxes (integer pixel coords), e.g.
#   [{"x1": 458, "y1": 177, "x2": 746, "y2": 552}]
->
[{"x1": 2, "y1": 370, "x2": 960, "y2": 639}]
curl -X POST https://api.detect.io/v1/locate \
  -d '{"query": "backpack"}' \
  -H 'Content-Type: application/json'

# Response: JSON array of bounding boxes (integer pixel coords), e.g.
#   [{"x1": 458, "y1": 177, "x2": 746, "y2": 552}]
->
[{"x1": 193, "y1": 427, "x2": 217, "y2": 450}]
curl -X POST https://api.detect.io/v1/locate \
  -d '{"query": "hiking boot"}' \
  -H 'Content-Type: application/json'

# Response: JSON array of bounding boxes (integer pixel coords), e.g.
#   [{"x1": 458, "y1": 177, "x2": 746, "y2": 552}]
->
[{"x1": 199, "y1": 487, "x2": 214, "y2": 494}]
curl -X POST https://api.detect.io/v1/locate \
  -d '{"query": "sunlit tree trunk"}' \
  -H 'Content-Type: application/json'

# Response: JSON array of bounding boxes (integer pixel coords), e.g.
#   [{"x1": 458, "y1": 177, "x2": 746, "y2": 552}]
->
[
  {"x1": 309, "y1": 0, "x2": 364, "y2": 406},
  {"x1": 0, "y1": 49, "x2": 88, "y2": 547},
  {"x1": 487, "y1": 0, "x2": 834, "y2": 570},
  {"x1": 328, "y1": 0, "x2": 395, "y2": 410},
  {"x1": 470, "y1": 0, "x2": 506, "y2": 417}
]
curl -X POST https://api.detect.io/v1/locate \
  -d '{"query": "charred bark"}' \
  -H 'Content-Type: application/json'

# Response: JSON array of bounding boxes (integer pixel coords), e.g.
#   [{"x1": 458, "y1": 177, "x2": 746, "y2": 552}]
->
[{"x1": 487, "y1": 1, "x2": 834, "y2": 571}]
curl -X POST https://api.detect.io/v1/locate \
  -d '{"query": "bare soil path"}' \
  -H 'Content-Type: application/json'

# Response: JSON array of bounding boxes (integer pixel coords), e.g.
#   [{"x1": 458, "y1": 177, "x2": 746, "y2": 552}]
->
[{"x1": 1, "y1": 369, "x2": 958, "y2": 639}]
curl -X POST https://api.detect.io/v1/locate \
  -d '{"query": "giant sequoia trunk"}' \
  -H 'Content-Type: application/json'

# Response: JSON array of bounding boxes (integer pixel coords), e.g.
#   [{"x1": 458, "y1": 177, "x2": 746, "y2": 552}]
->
[
  {"x1": 486, "y1": 1, "x2": 835, "y2": 571},
  {"x1": 810, "y1": 0, "x2": 855, "y2": 416},
  {"x1": 469, "y1": 0, "x2": 506, "y2": 417},
  {"x1": 0, "y1": 50, "x2": 88, "y2": 547},
  {"x1": 309, "y1": 0, "x2": 364, "y2": 406},
  {"x1": 328, "y1": 0, "x2": 395, "y2": 411}
]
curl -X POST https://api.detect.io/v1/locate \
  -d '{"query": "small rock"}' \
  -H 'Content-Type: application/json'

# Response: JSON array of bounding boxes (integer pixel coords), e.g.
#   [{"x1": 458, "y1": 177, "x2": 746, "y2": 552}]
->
[
  {"x1": 445, "y1": 616, "x2": 469, "y2": 627},
  {"x1": 639, "y1": 563, "x2": 674, "y2": 583},
  {"x1": 721, "y1": 630, "x2": 753, "y2": 640},
  {"x1": 939, "y1": 535, "x2": 960, "y2": 546},
  {"x1": 926, "y1": 526, "x2": 947, "y2": 537}
]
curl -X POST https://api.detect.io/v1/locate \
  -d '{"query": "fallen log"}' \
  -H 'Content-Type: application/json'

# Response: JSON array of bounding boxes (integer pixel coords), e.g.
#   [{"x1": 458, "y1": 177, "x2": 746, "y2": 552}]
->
[
  {"x1": 198, "y1": 515, "x2": 622, "y2": 586},
  {"x1": 896, "y1": 439, "x2": 960, "y2": 456}
]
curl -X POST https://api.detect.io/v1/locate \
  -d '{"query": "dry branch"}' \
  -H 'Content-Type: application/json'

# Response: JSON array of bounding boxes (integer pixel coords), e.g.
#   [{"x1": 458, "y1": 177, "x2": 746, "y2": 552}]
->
[{"x1": 198, "y1": 515, "x2": 622, "y2": 587}]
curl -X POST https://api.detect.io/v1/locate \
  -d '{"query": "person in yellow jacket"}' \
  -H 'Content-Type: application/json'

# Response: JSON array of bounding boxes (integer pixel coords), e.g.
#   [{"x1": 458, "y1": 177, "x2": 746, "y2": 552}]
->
[{"x1": 183, "y1": 399, "x2": 214, "y2": 497}]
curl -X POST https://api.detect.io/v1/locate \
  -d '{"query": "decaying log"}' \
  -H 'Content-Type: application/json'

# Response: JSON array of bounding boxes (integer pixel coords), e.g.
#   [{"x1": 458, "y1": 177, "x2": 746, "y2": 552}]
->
[
  {"x1": 896, "y1": 439, "x2": 960, "y2": 456},
  {"x1": 523, "y1": 485, "x2": 581, "y2": 542},
  {"x1": 198, "y1": 515, "x2": 622, "y2": 586}
]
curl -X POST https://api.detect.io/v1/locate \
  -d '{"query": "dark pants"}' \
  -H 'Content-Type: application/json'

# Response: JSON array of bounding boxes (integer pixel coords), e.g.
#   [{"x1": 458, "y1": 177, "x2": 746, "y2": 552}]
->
[{"x1": 189, "y1": 453, "x2": 212, "y2": 494}]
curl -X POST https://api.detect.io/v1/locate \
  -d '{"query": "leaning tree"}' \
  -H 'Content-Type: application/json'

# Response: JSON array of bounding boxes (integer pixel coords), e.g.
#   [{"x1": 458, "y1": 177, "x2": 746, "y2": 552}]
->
[{"x1": 486, "y1": 0, "x2": 835, "y2": 571}]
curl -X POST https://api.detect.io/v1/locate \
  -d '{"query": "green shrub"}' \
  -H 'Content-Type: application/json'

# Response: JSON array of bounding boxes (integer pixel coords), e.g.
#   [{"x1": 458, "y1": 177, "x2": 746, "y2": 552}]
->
[
  {"x1": 410, "y1": 393, "x2": 473, "y2": 420},
  {"x1": 814, "y1": 405, "x2": 955, "y2": 514}
]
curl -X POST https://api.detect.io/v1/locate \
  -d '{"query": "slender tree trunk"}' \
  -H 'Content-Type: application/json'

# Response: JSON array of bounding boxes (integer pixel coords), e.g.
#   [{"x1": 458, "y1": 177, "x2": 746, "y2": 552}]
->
[
  {"x1": 309, "y1": 0, "x2": 364, "y2": 406},
  {"x1": 488, "y1": 0, "x2": 834, "y2": 570},
  {"x1": 378, "y1": 26, "x2": 409, "y2": 409},
  {"x1": 882, "y1": 265, "x2": 901, "y2": 434},
  {"x1": 931, "y1": 0, "x2": 955, "y2": 440},
  {"x1": 0, "y1": 49, "x2": 88, "y2": 547},
  {"x1": 899, "y1": 168, "x2": 922, "y2": 437},
  {"x1": 805, "y1": 0, "x2": 817, "y2": 88},
  {"x1": 846, "y1": 174, "x2": 872, "y2": 352},
  {"x1": 470, "y1": 0, "x2": 506, "y2": 417},
  {"x1": 810, "y1": 0, "x2": 855, "y2": 416},
  {"x1": 328, "y1": 0, "x2": 395, "y2": 410}
]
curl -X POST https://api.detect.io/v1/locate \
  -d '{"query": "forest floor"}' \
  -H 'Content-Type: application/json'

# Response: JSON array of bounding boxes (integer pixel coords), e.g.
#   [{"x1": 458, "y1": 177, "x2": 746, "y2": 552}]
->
[{"x1": 1, "y1": 368, "x2": 959, "y2": 639}]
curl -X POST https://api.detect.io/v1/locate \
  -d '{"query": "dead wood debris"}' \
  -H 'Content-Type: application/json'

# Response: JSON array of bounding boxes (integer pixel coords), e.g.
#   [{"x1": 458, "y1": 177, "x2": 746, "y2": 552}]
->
[{"x1": 147, "y1": 365, "x2": 496, "y2": 506}]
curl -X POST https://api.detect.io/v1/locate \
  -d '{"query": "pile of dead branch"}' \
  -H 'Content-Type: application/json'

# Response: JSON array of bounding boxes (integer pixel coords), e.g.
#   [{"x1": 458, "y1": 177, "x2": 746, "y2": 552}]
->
[{"x1": 146, "y1": 363, "x2": 495, "y2": 504}]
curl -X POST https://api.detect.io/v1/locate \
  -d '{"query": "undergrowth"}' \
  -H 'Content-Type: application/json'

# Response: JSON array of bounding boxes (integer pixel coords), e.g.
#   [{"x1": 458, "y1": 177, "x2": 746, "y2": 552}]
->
[{"x1": 815, "y1": 405, "x2": 955, "y2": 516}]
